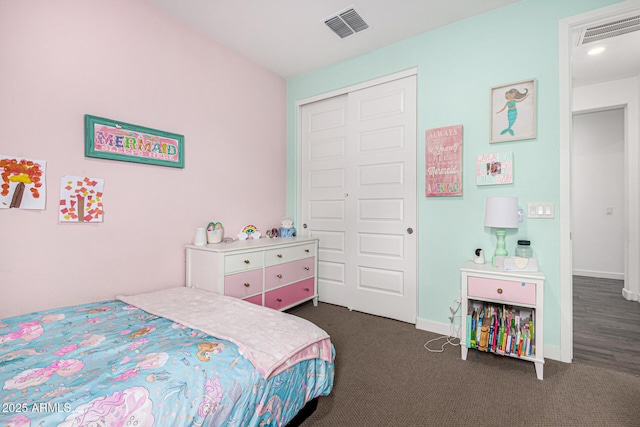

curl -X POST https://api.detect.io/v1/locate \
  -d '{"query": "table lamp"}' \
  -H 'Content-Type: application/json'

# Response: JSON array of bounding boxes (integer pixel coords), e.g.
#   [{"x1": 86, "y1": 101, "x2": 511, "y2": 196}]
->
[{"x1": 484, "y1": 196, "x2": 518, "y2": 266}]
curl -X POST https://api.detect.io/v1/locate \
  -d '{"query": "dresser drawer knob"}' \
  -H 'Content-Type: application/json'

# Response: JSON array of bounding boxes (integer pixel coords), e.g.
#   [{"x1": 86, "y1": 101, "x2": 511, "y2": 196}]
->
[
  {"x1": 244, "y1": 259, "x2": 250, "y2": 264},
  {"x1": 244, "y1": 283, "x2": 250, "y2": 287},
  {"x1": 497, "y1": 288, "x2": 503, "y2": 294},
  {"x1": 305, "y1": 249, "x2": 310, "y2": 253},
  {"x1": 276, "y1": 298, "x2": 282, "y2": 302},
  {"x1": 277, "y1": 254, "x2": 283, "y2": 258},
  {"x1": 277, "y1": 274, "x2": 283, "y2": 278},
  {"x1": 304, "y1": 267, "x2": 310, "y2": 271},
  {"x1": 304, "y1": 288, "x2": 310, "y2": 292}
]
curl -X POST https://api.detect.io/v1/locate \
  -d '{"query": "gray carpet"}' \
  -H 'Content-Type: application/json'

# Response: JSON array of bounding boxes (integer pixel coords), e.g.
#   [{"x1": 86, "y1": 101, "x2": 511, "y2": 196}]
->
[{"x1": 288, "y1": 302, "x2": 640, "y2": 427}]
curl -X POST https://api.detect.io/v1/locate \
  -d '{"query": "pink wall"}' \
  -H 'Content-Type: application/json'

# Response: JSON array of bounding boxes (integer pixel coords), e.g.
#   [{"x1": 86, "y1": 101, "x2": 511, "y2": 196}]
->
[{"x1": 0, "y1": 0, "x2": 287, "y2": 317}]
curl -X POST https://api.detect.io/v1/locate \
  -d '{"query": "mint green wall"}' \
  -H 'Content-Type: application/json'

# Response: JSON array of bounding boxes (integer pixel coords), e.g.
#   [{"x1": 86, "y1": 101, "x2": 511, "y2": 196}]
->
[{"x1": 286, "y1": 0, "x2": 620, "y2": 348}]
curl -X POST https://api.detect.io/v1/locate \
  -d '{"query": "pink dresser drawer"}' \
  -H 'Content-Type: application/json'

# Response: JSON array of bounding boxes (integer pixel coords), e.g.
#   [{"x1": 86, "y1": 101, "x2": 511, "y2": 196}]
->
[
  {"x1": 224, "y1": 269, "x2": 263, "y2": 298},
  {"x1": 243, "y1": 294, "x2": 262, "y2": 306},
  {"x1": 265, "y1": 278, "x2": 315, "y2": 310},
  {"x1": 264, "y1": 258, "x2": 315, "y2": 290},
  {"x1": 468, "y1": 276, "x2": 536, "y2": 305}
]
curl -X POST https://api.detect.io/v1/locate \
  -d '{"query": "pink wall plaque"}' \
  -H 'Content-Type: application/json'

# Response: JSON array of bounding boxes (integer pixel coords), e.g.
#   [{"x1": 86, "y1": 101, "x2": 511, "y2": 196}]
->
[{"x1": 426, "y1": 125, "x2": 463, "y2": 197}]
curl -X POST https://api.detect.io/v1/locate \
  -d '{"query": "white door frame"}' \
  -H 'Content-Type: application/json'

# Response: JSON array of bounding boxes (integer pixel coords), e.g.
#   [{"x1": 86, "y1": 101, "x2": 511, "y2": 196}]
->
[{"x1": 558, "y1": 0, "x2": 640, "y2": 363}]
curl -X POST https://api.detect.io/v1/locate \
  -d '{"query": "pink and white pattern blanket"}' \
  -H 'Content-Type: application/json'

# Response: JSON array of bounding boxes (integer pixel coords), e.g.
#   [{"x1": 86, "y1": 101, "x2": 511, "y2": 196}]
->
[{"x1": 118, "y1": 287, "x2": 333, "y2": 379}]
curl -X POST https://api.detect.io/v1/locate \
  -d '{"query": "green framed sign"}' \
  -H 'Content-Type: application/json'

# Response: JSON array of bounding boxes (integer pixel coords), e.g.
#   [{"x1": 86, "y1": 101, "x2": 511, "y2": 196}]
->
[{"x1": 84, "y1": 115, "x2": 184, "y2": 168}]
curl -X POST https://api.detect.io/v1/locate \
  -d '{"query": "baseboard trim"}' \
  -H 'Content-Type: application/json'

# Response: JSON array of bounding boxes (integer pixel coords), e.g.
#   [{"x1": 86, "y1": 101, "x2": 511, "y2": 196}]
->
[
  {"x1": 417, "y1": 317, "x2": 564, "y2": 362},
  {"x1": 416, "y1": 318, "x2": 453, "y2": 337},
  {"x1": 572, "y1": 269, "x2": 624, "y2": 280},
  {"x1": 622, "y1": 287, "x2": 639, "y2": 301}
]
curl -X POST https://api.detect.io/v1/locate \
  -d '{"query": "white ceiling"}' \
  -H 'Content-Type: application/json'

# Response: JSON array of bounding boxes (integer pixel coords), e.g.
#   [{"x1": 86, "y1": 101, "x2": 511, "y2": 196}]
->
[
  {"x1": 145, "y1": 0, "x2": 640, "y2": 85},
  {"x1": 572, "y1": 26, "x2": 640, "y2": 87},
  {"x1": 146, "y1": 0, "x2": 519, "y2": 78}
]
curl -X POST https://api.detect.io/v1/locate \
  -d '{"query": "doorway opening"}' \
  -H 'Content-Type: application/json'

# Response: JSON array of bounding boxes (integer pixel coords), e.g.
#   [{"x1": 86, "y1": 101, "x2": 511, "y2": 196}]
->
[{"x1": 560, "y1": 1, "x2": 640, "y2": 364}]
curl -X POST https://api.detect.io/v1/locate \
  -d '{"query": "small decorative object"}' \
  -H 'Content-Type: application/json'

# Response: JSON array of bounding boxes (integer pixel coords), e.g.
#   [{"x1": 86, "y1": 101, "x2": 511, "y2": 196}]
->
[
  {"x1": 484, "y1": 196, "x2": 519, "y2": 266},
  {"x1": 425, "y1": 124, "x2": 462, "y2": 197},
  {"x1": 206, "y1": 222, "x2": 224, "y2": 244},
  {"x1": 237, "y1": 224, "x2": 261, "y2": 240},
  {"x1": 266, "y1": 228, "x2": 280, "y2": 238},
  {"x1": 476, "y1": 152, "x2": 513, "y2": 186},
  {"x1": 279, "y1": 217, "x2": 296, "y2": 238},
  {"x1": 84, "y1": 115, "x2": 185, "y2": 168},
  {"x1": 490, "y1": 79, "x2": 536, "y2": 143},
  {"x1": 515, "y1": 239, "x2": 533, "y2": 258},
  {"x1": 193, "y1": 227, "x2": 207, "y2": 246}
]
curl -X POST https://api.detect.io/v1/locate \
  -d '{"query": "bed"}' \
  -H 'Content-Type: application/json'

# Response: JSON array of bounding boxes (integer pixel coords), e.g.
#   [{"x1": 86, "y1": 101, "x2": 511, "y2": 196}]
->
[{"x1": 0, "y1": 287, "x2": 334, "y2": 426}]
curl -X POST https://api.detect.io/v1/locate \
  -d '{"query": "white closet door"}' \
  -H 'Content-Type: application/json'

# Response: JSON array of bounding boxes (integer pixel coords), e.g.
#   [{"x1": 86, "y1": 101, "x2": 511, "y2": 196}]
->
[
  {"x1": 346, "y1": 76, "x2": 417, "y2": 323},
  {"x1": 300, "y1": 75, "x2": 417, "y2": 323},
  {"x1": 300, "y1": 95, "x2": 349, "y2": 307}
]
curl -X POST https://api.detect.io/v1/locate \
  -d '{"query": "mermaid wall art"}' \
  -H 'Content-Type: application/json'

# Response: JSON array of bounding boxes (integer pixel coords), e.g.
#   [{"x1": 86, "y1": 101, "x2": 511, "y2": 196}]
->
[{"x1": 490, "y1": 79, "x2": 536, "y2": 143}]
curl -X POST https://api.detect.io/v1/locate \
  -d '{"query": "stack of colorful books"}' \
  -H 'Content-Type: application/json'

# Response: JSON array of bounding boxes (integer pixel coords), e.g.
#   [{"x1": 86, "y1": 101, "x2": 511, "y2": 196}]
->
[{"x1": 466, "y1": 303, "x2": 535, "y2": 358}]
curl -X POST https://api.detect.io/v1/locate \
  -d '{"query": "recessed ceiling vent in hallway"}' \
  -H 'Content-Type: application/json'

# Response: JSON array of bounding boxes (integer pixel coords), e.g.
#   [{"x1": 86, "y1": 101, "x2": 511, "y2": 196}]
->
[
  {"x1": 578, "y1": 14, "x2": 640, "y2": 44},
  {"x1": 324, "y1": 7, "x2": 369, "y2": 39}
]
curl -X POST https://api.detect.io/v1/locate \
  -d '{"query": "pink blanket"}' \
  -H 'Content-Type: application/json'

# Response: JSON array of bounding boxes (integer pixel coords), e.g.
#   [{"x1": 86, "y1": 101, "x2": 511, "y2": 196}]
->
[{"x1": 118, "y1": 287, "x2": 333, "y2": 379}]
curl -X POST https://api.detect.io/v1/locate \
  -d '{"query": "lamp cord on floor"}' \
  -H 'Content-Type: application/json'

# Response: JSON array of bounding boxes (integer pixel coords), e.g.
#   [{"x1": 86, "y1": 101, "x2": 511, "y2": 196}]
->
[{"x1": 424, "y1": 299, "x2": 462, "y2": 353}]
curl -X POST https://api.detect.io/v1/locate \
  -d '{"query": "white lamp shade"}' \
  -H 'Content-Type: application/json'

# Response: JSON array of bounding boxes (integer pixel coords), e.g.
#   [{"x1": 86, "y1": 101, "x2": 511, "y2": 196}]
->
[{"x1": 484, "y1": 196, "x2": 518, "y2": 228}]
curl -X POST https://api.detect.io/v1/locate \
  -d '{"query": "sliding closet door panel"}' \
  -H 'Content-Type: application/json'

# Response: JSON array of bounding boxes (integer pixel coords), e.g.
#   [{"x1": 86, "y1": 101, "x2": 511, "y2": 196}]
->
[
  {"x1": 300, "y1": 75, "x2": 417, "y2": 323},
  {"x1": 300, "y1": 95, "x2": 349, "y2": 306},
  {"x1": 347, "y1": 76, "x2": 417, "y2": 323}
]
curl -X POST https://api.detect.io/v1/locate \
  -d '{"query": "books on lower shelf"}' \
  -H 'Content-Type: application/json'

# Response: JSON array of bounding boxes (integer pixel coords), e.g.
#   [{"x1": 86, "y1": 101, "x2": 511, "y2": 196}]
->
[{"x1": 466, "y1": 302, "x2": 535, "y2": 358}]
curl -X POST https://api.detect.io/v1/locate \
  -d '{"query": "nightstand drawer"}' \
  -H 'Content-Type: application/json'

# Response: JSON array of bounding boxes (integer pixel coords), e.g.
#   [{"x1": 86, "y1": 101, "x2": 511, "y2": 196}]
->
[
  {"x1": 224, "y1": 269, "x2": 263, "y2": 298},
  {"x1": 265, "y1": 243, "x2": 316, "y2": 266},
  {"x1": 468, "y1": 276, "x2": 536, "y2": 305},
  {"x1": 224, "y1": 252, "x2": 264, "y2": 273}
]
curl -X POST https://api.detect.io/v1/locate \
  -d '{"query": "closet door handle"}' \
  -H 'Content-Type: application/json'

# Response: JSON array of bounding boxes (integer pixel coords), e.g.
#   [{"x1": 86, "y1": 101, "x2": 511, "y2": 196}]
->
[{"x1": 407, "y1": 227, "x2": 414, "y2": 234}]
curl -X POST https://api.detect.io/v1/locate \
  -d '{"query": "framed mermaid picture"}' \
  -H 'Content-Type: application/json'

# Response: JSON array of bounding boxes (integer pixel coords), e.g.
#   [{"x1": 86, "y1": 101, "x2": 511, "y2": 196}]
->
[{"x1": 490, "y1": 78, "x2": 536, "y2": 143}]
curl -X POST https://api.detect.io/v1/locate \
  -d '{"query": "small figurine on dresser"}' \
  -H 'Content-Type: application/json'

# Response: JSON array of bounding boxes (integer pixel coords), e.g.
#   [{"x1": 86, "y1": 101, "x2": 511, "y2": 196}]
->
[
  {"x1": 279, "y1": 216, "x2": 296, "y2": 238},
  {"x1": 237, "y1": 224, "x2": 261, "y2": 240}
]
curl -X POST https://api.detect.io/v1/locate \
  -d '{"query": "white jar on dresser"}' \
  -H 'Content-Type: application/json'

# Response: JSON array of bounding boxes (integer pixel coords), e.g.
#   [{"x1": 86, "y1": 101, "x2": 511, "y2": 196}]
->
[{"x1": 186, "y1": 237, "x2": 318, "y2": 311}]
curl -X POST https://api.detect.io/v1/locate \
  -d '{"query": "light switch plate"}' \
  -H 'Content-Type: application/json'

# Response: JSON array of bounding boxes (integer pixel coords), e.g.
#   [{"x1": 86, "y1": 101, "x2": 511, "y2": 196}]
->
[{"x1": 527, "y1": 202, "x2": 555, "y2": 219}]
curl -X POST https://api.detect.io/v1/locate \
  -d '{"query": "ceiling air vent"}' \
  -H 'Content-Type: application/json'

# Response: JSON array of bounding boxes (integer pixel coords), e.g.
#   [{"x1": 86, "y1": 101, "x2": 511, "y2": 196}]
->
[
  {"x1": 325, "y1": 7, "x2": 369, "y2": 39},
  {"x1": 578, "y1": 14, "x2": 640, "y2": 45}
]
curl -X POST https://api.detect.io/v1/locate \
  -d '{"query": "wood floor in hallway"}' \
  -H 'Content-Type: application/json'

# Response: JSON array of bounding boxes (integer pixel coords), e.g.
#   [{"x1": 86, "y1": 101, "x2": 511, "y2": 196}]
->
[{"x1": 573, "y1": 275, "x2": 640, "y2": 377}]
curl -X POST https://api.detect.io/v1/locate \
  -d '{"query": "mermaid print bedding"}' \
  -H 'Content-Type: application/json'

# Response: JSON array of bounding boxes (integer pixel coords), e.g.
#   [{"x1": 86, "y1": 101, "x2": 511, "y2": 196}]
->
[{"x1": 0, "y1": 289, "x2": 334, "y2": 426}]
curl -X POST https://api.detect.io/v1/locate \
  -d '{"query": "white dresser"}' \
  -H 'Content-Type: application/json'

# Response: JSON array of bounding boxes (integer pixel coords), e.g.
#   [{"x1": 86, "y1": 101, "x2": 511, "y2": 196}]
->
[{"x1": 186, "y1": 237, "x2": 318, "y2": 311}]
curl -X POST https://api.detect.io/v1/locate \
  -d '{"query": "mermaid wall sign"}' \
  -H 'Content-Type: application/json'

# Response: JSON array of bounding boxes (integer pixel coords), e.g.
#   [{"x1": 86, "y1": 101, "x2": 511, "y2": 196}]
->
[{"x1": 490, "y1": 79, "x2": 536, "y2": 143}]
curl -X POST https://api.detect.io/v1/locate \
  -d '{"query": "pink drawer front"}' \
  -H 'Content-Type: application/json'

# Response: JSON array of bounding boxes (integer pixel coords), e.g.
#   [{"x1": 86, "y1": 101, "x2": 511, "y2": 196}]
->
[
  {"x1": 224, "y1": 269, "x2": 263, "y2": 298},
  {"x1": 265, "y1": 278, "x2": 315, "y2": 310},
  {"x1": 265, "y1": 258, "x2": 315, "y2": 290},
  {"x1": 243, "y1": 294, "x2": 262, "y2": 306},
  {"x1": 468, "y1": 276, "x2": 535, "y2": 305}
]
